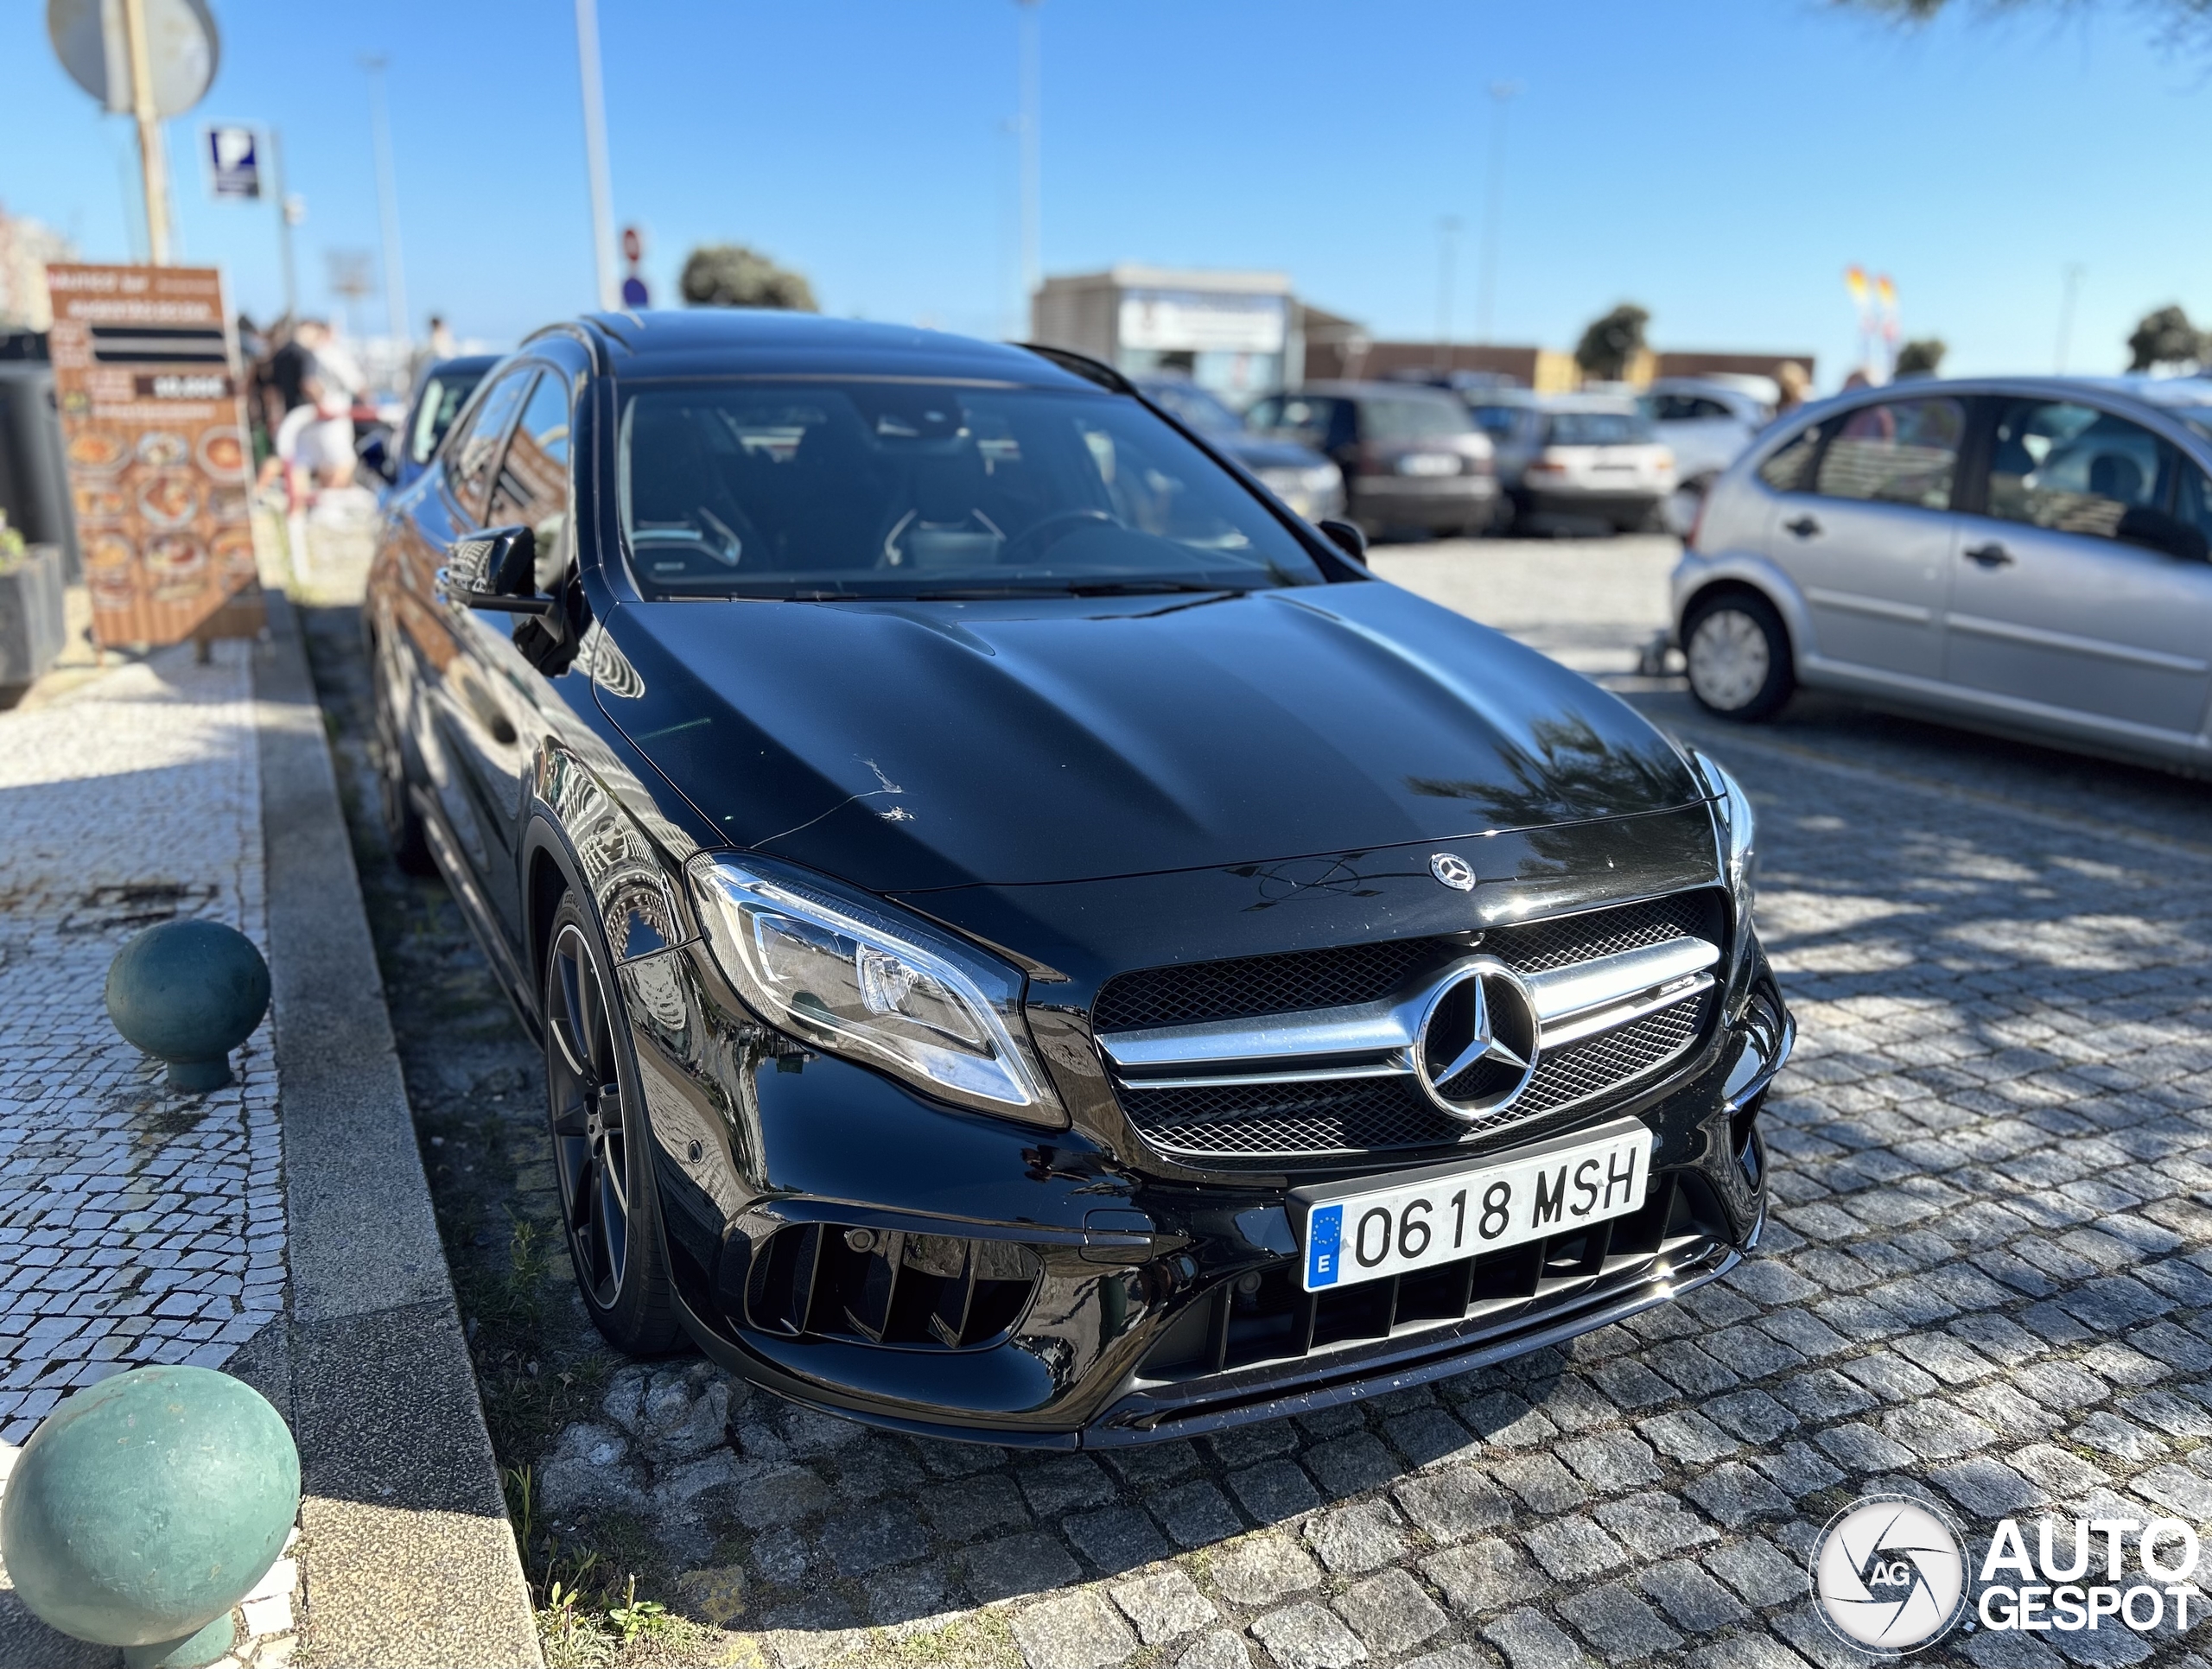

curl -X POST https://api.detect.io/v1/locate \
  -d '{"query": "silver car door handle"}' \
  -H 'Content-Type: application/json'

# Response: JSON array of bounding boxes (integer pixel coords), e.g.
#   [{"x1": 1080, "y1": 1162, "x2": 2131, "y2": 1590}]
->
[
  {"x1": 1964, "y1": 542, "x2": 2013, "y2": 568},
  {"x1": 1784, "y1": 516, "x2": 1821, "y2": 538}
]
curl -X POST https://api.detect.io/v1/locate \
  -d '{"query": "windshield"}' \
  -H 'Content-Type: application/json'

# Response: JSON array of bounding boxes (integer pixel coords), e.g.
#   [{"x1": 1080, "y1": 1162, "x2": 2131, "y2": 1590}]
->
[
  {"x1": 409, "y1": 367, "x2": 487, "y2": 464},
  {"x1": 1140, "y1": 380, "x2": 1245, "y2": 435},
  {"x1": 1546, "y1": 410, "x2": 1656, "y2": 447},
  {"x1": 618, "y1": 379, "x2": 1325, "y2": 600}
]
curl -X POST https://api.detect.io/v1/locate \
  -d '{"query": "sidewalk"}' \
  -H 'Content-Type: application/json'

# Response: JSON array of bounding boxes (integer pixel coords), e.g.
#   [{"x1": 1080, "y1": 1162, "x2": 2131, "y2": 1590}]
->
[{"x1": 0, "y1": 596, "x2": 539, "y2": 1667}]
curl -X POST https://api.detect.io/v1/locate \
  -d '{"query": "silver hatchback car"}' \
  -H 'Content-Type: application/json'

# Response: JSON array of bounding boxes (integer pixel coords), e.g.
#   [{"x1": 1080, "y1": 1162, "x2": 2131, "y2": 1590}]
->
[{"x1": 1670, "y1": 376, "x2": 2212, "y2": 773}]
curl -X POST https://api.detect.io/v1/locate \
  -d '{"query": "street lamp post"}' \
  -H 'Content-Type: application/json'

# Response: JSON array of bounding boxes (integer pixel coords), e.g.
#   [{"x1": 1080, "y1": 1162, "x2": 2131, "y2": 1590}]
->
[
  {"x1": 1437, "y1": 216, "x2": 1463, "y2": 367},
  {"x1": 2054, "y1": 263, "x2": 2086, "y2": 374},
  {"x1": 361, "y1": 57, "x2": 410, "y2": 350},
  {"x1": 1016, "y1": 0, "x2": 1042, "y2": 325},
  {"x1": 1474, "y1": 80, "x2": 1519, "y2": 347},
  {"x1": 575, "y1": 0, "x2": 620, "y2": 311}
]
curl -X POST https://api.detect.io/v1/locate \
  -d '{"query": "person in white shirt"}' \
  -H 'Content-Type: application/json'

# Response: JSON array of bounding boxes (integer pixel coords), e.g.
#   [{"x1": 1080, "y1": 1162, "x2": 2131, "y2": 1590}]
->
[{"x1": 274, "y1": 320, "x2": 364, "y2": 493}]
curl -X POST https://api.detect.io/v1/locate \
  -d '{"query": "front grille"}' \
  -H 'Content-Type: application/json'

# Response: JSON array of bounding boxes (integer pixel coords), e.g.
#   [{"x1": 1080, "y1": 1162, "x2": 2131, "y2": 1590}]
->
[
  {"x1": 1139, "y1": 1169, "x2": 1727, "y2": 1383},
  {"x1": 1091, "y1": 937, "x2": 1438, "y2": 1032},
  {"x1": 1094, "y1": 888, "x2": 1726, "y2": 1164},
  {"x1": 1128, "y1": 989, "x2": 1710, "y2": 1160}
]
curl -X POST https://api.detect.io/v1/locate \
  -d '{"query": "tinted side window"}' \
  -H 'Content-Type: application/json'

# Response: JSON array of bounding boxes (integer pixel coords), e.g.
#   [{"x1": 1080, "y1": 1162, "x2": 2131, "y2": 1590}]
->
[
  {"x1": 1814, "y1": 397, "x2": 1964, "y2": 510},
  {"x1": 1757, "y1": 422, "x2": 1823, "y2": 492},
  {"x1": 445, "y1": 369, "x2": 536, "y2": 522},
  {"x1": 488, "y1": 369, "x2": 573, "y2": 585},
  {"x1": 2172, "y1": 464, "x2": 2212, "y2": 561},
  {"x1": 407, "y1": 369, "x2": 487, "y2": 464},
  {"x1": 1986, "y1": 399, "x2": 2175, "y2": 543}
]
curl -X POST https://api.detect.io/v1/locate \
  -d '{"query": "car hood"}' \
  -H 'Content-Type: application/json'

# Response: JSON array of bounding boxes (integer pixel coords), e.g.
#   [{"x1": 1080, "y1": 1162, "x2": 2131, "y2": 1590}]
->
[{"x1": 597, "y1": 581, "x2": 1705, "y2": 893}]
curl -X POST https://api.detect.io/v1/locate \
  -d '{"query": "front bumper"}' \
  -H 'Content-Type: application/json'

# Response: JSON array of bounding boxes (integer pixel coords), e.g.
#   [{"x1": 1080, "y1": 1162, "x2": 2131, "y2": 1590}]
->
[{"x1": 620, "y1": 933, "x2": 1790, "y2": 1448}]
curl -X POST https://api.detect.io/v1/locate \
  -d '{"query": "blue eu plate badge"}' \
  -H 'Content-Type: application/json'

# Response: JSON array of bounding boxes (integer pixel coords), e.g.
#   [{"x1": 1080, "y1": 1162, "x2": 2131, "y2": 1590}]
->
[{"x1": 1306, "y1": 1203, "x2": 1344, "y2": 1288}]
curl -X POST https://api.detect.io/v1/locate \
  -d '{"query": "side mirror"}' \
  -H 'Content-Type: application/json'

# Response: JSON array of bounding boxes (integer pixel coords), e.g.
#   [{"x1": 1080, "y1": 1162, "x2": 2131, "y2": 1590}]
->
[
  {"x1": 438, "y1": 524, "x2": 555, "y2": 614},
  {"x1": 1317, "y1": 518, "x2": 1369, "y2": 561}
]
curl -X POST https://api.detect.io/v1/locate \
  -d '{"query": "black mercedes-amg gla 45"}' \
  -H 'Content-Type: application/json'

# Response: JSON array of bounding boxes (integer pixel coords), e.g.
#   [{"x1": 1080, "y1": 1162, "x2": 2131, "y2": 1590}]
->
[{"x1": 365, "y1": 311, "x2": 1790, "y2": 1448}]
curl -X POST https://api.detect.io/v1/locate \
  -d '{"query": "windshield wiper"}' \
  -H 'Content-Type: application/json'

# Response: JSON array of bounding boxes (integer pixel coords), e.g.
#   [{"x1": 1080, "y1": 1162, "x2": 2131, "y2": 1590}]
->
[{"x1": 1065, "y1": 580, "x2": 1249, "y2": 596}]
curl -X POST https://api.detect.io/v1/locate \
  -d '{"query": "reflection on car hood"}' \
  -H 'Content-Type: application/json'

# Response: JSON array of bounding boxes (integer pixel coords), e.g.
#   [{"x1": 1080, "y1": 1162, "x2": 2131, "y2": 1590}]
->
[{"x1": 599, "y1": 581, "x2": 1705, "y2": 892}]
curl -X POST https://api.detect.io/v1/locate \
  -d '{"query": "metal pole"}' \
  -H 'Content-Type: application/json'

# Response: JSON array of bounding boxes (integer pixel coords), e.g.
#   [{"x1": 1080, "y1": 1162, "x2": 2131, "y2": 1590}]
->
[
  {"x1": 1437, "y1": 216, "x2": 1462, "y2": 366},
  {"x1": 121, "y1": 0, "x2": 169, "y2": 264},
  {"x1": 1474, "y1": 81, "x2": 1519, "y2": 346},
  {"x1": 1016, "y1": 0, "x2": 1041, "y2": 325},
  {"x1": 268, "y1": 127, "x2": 298, "y2": 319},
  {"x1": 575, "y1": 0, "x2": 620, "y2": 310},
  {"x1": 2054, "y1": 263, "x2": 2086, "y2": 374},
  {"x1": 362, "y1": 57, "x2": 410, "y2": 348}
]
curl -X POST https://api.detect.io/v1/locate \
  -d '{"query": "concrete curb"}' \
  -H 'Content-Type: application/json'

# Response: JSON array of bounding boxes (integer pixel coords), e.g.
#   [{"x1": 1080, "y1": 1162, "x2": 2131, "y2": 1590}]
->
[{"x1": 255, "y1": 592, "x2": 541, "y2": 1668}]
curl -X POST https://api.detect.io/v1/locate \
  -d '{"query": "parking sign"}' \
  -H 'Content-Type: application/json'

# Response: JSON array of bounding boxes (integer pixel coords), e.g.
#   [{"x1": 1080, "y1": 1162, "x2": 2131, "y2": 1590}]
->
[{"x1": 205, "y1": 125, "x2": 260, "y2": 200}]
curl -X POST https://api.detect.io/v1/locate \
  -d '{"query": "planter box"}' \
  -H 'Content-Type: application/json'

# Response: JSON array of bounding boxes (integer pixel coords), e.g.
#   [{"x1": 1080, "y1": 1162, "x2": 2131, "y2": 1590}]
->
[{"x1": 0, "y1": 542, "x2": 66, "y2": 688}]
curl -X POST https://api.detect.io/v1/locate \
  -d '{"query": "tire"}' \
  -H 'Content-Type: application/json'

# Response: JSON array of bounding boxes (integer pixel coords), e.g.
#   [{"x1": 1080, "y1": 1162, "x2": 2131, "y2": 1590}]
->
[
  {"x1": 1682, "y1": 591, "x2": 1795, "y2": 720},
  {"x1": 369, "y1": 660, "x2": 436, "y2": 875},
  {"x1": 542, "y1": 893, "x2": 681, "y2": 1355}
]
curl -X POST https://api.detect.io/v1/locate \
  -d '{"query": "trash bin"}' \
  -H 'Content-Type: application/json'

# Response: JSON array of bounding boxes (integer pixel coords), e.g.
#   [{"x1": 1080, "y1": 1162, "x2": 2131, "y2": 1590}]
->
[
  {"x1": 0, "y1": 355, "x2": 81, "y2": 584},
  {"x1": 0, "y1": 541, "x2": 67, "y2": 689}
]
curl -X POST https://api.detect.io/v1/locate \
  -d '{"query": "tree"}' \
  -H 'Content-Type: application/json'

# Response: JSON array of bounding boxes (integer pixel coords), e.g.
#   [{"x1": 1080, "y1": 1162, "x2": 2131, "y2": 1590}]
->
[
  {"x1": 1893, "y1": 338, "x2": 1947, "y2": 378},
  {"x1": 2127, "y1": 305, "x2": 2204, "y2": 372},
  {"x1": 678, "y1": 244, "x2": 818, "y2": 312},
  {"x1": 1573, "y1": 303, "x2": 1649, "y2": 383}
]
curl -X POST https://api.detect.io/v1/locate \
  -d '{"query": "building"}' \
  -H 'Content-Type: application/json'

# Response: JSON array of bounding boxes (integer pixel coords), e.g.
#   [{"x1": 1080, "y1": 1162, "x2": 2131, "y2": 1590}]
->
[{"x1": 1032, "y1": 266, "x2": 1296, "y2": 400}]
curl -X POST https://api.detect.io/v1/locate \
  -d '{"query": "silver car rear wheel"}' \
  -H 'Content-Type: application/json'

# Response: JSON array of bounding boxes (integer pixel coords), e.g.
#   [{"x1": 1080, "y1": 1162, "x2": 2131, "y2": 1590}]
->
[{"x1": 1683, "y1": 593, "x2": 1794, "y2": 720}]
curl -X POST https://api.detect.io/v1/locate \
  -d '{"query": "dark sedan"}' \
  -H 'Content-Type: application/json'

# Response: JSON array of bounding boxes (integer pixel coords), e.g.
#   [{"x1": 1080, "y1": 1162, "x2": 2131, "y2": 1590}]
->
[
  {"x1": 362, "y1": 352, "x2": 499, "y2": 497},
  {"x1": 1246, "y1": 382, "x2": 1499, "y2": 539},
  {"x1": 365, "y1": 312, "x2": 1789, "y2": 1447}
]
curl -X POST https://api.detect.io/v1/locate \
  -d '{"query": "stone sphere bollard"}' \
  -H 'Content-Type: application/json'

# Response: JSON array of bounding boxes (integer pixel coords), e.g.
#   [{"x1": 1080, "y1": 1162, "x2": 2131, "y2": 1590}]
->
[
  {"x1": 1, "y1": 1366, "x2": 300, "y2": 1669},
  {"x1": 105, "y1": 919, "x2": 271, "y2": 1092}
]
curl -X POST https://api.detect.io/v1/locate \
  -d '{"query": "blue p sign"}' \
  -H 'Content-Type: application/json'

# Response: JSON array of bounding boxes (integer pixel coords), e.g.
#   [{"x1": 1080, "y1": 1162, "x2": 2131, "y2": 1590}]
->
[{"x1": 207, "y1": 127, "x2": 259, "y2": 200}]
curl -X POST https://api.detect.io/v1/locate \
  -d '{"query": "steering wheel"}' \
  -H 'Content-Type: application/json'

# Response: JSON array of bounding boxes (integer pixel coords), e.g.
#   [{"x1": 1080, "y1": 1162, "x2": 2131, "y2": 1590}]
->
[{"x1": 1001, "y1": 507, "x2": 1115, "y2": 564}]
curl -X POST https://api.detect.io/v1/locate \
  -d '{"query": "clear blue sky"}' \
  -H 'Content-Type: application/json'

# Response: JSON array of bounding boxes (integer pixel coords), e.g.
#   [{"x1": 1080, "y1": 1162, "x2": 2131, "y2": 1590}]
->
[{"x1": 4, "y1": 0, "x2": 2206, "y2": 384}]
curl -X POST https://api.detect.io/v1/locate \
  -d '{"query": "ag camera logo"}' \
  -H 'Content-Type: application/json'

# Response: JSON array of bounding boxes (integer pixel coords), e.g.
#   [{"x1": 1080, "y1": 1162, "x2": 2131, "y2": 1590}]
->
[{"x1": 1810, "y1": 1495, "x2": 1969, "y2": 1653}]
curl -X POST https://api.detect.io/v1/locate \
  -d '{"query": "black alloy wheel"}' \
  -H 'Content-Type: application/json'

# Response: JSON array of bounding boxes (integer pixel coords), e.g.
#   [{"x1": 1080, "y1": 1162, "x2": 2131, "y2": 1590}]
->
[
  {"x1": 369, "y1": 657, "x2": 435, "y2": 875},
  {"x1": 543, "y1": 896, "x2": 678, "y2": 1354},
  {"x1": 1683, "y1": 590, "x2": 1796, "y2": 721}
]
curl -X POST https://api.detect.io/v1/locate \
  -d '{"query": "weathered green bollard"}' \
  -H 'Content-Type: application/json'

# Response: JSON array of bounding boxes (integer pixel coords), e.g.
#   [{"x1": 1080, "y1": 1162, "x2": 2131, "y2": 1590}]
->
[
  {"x1": 0, "y1": 1367, "x2": 300, "y2": 1669},
  {"x1": 104, "y1": 919, "x2": 271, "y2": 1092}
]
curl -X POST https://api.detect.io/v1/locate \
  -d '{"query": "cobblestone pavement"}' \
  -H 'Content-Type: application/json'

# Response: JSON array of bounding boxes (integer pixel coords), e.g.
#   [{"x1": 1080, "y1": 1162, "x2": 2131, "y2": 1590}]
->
[
  {"x1": 302, "y1": 547, "x2": 2212, "y2": 1668},
  {"x1": 0, "y1": 641, "x2": 301, "y2": 1665},
  {"x1": 0, "y1": 645, "x2": 280, "y2": 1439}
]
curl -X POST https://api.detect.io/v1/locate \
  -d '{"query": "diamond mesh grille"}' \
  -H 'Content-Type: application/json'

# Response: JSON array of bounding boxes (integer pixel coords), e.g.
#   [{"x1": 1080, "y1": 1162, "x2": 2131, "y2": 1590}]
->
[
  {"x1": 1478, "y1": 891, "x2": 1724, "y2": 973},
  {"x1": 1090, "y1": 937, "x2": 1440, "y2": 1033}
]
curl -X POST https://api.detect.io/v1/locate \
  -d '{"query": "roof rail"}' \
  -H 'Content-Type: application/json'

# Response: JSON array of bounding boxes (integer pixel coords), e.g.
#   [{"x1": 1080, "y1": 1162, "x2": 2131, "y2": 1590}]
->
[{"x1": 1016, "y1": 342, "x2": 1135, "y2": 395}]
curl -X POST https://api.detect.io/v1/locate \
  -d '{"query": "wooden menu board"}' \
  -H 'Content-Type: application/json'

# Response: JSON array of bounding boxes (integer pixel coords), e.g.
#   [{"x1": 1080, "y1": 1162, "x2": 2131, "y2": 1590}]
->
[{"x1": 47, "y1": 263, "x2": 260, "y2": 647}]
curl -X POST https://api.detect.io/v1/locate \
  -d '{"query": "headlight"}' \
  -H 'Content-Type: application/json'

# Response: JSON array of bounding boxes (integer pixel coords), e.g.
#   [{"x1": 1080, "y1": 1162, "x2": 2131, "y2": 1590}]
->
[
  {"x1": 686, "y1": 854, "x2": 1065, "y2": 1126},
  {"x1": 1687, "y1": 747, "x2": 1757, "y2": 930},
  {"x1": 1301, "y1": 463, "x2": 1342, "y2": 495}
]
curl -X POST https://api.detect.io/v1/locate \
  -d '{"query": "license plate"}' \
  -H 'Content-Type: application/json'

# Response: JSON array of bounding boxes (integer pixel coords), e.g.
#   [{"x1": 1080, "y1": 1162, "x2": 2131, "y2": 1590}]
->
[{"x1": 1292, "y1": 1119, "x2": 1653, "y2": 1292}]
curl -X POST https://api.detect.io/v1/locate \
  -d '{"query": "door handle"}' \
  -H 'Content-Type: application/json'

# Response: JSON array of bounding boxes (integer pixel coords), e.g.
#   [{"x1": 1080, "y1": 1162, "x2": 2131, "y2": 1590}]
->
[
  {"x1": 1784, "y1": 516, "x2": 1821, "y2": 538},
  {"x1": 1964, "y1": 542, "x2": 2013, "y2": 568}
]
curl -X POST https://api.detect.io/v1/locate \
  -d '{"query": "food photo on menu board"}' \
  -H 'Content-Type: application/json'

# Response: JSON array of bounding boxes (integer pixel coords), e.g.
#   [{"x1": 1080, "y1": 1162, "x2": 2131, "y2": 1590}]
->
[{"x1": 45, "y1": 263, "x2": 261, "y2": 648}]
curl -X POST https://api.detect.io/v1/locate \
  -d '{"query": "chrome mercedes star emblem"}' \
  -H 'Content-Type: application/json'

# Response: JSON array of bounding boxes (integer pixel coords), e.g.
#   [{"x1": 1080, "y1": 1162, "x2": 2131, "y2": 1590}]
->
[
  {"x1": 1429, "y1": 852, "x2": 1477, "y2": 891},
  {"x1": 1413, "y1": 958, "x2": 1541, "y2": 1120}
]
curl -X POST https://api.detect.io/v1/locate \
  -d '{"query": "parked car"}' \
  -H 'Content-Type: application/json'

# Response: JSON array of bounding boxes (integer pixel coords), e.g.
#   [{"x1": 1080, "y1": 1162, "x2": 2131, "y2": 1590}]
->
[
  {"x1": 1462, "y1": 389, "x2": 1545, "y2": 502},
  {"x1": 1132, "y1": 374, "x2": 1344, "y2": 523},
  {"x1": 1503, "y1": 396, "x2": 1677, "y2": 535},
  {"x1": 366, "y1": 310, "x2": 1789, "y2": 1446},
  {"x1": 1644, "y1": 378, "x2": 1767, "y2": 533},
  {"x1": 360, "y1": 353, "x2": 499, "y2": 495},
  {"x1": 1671, "y1": 375, "x2": 2212, "y2": 773},
  {"x1": 1246, "y1": 381, "x2": 1498, "y2": 538}
]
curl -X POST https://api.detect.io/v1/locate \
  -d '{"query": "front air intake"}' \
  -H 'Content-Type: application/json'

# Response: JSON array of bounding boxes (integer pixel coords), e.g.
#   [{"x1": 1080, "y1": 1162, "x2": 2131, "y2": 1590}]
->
[{"x1": 742, "y1": 1222, "x2": 1041, "y2": 1350}]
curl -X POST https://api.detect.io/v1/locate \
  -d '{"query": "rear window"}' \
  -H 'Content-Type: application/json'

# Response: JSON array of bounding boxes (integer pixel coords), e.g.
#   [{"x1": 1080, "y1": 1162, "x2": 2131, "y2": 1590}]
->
[
  {"x1": 1469, "y1": 403, "x2": 1529, "y2": 441},
  {"x1": 1361, "y1": 397, "x2": 1473, "y2": 442},
  {"x1": 1546, "y1": 410, "x2": 1654, "y2": 446}
]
